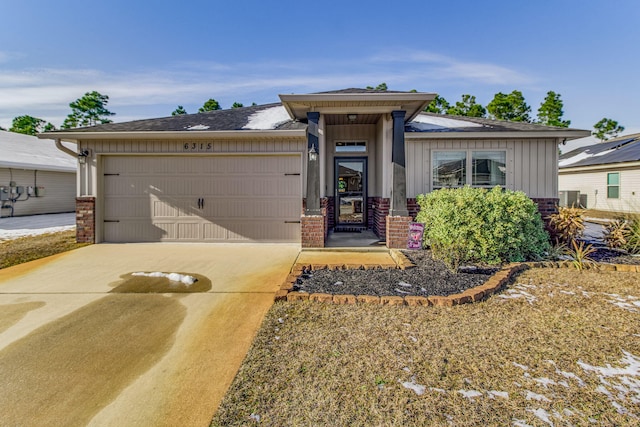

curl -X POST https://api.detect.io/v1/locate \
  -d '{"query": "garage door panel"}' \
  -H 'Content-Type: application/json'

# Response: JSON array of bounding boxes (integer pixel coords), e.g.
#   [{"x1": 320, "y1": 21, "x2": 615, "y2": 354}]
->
[{"x1": 103, "y1": 155, "x2": 302, "y2": 243}]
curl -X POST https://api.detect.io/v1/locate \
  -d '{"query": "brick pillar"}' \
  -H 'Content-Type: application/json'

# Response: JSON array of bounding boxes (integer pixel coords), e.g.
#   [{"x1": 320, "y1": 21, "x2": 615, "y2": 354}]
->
[
  {"x1": 531, "y1": 197, "x2": 559, "y2": 234},
  {"x1": 76, "y1": 196, "x2": 95, "y2": 243},
  {"x1": 386, "y1": 215, "x2": 412, "y2": 249},
  {"x1": 301, "y1": 215, "x2": 325, "y2": 248}
]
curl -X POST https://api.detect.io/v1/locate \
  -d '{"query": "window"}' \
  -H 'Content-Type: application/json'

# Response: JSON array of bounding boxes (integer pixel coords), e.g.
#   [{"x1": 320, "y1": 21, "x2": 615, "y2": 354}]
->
[
  {"x1": 607, "y1": 173, "x2": 620, "y2": 199},
  {"x1": 336, "y1": 141, "x2": 366, "y2": 153},
  {"x1": 433, "y1": 151, "x2": 466, "y2": 188},
  {"x1": 472, "y1": 151, "x2": 506, "y2": 187},
  {"x1": 433, "y1": 150, "x2": 506, "y2": 189}
]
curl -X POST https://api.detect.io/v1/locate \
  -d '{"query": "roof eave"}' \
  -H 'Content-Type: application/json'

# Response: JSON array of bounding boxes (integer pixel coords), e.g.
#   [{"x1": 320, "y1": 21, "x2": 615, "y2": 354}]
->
[
  {"x1": 0, "y1": 161, "x2": 76, "y2": 173},
  {"x1": 38, "y1": 129, "x2": 307, "y2": 142},
  {"x1": 405, "y1": 130, "x2": 591, "y2": 140},
  {"x1": 559, "y1": 160, "x2": 640, "y2": 172}
]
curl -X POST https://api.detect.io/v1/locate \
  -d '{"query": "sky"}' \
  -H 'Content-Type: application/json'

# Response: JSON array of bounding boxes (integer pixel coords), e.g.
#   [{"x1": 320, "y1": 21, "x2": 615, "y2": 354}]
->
[{"x1": 1, "y1": 0, "x2": 639, "y2": 150}]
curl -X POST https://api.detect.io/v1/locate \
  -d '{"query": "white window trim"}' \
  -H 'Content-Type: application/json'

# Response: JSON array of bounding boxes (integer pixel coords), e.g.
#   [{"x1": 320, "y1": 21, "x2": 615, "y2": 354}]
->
[
  {"x1": 431, "y1": 149, "x2": 507, "y2": 191},
  {"x1": 607, "y1": 172, "x2": 620, "y2": 199}
]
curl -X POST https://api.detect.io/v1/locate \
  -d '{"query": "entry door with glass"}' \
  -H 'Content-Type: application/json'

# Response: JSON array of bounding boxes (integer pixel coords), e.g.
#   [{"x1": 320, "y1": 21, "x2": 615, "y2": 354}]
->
[{"x1": 335, "y1": 158, "x2": 367, "y2": 228}]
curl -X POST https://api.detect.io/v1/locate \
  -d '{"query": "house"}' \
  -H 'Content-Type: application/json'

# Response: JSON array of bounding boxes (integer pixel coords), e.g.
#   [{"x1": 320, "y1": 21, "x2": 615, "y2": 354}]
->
[
  {"x1": 40, "y1": 88, "x2": 589, "y2": 247},
  {"x1": 558, "y1": 133, "x2": 640, "y2": 214},
  {"x1": 0, "y1": 130, "x2": 76, "y2": 218}
]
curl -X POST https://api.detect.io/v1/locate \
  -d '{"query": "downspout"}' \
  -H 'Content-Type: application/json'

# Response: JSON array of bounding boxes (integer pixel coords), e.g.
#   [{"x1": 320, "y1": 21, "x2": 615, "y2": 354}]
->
[{"x1": 54, "y1": 138, "x2": 82, "y2": 198}]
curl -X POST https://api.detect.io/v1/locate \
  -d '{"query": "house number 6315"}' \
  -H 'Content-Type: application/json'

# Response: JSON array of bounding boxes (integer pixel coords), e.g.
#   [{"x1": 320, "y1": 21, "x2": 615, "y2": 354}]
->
[{"x1": 183, "y1": 143, "x2": 213, "y2": 151}]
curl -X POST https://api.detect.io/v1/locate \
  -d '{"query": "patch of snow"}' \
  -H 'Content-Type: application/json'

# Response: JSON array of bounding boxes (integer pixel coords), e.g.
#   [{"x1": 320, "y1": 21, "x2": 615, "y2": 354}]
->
[
  {"x1": 513, "y1": 362, "x2": 530, "y2": 371},
  {"x1": 131, "y1": 271, "x2": 197, "y2": 285},
  {"x1": 559, "y1": 290, "x2": 575, "y2": 295},
  {"x1": 397, "y1": 281, "x2": 412, "y2": 287},
  {"x1": 408, "y1": 336, "x2": 418, "y2": 343},
  {"x1": 525, "y1": 390, "x2": 551, "y2": 402},
  {"x1": 457, "y1": 389, "x2": 482, "y2": 399},
  {"x1": 410, "y1": 114, "x2": 484, "y2": 131},
  {"x1": 512, "y1": 419, "x2": 534, "y2": 427},
  {"x1": 533, "y1": 377, "x2": 557, "y2": 388},
  {"x1": 242, "y1": 106, "x2": 290, "y2": 130},
  {"x1": 0, "y1": 213, "x2": 76, "y2": 241},
  {"x1": 578, "y1": 350, "x2": 640, "y2": 414},
  {"x1": 400, "y1": 377, "x2": 426, "y2": 395},
  {"x1": 429, "y1": 387, "x2": 447, "y2": 393},
  {"x1": 185, "y1": 124, "x2": 210, "y2": 130},
  {"x1": 333, "y1": 281, "x2": 343, "y2": 286},
  {"x1": 487, "y1": 390, "x2": 509, "y2": 399},
  {"x1": 556, "y1": 369, "x2": 585, "y2": 386},
  {"x1": 402, "y1": 367, "x2": 411, "y2": 373},
  {"x1": 394, "y1": 288, "x2": 410, "y2": 294},
  {"x1": 278, "y1": 318, "x2": 284, "y2": 324},
  {"x1": 527, "y1": 408, "x2": 555, "y2": 426},
  {"x1": 249, "y1": 413, "x2": 261, "y2": 422}
]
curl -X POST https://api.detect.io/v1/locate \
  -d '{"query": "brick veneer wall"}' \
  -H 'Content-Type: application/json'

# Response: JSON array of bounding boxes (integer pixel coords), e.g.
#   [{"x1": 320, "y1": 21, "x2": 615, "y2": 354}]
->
[
  {"x1": 386, "y1": 215, "x2": 412, "y2": 249},
  {"x1": 531, "y1": 198, "x2": 559, "y2": 219},
  {"x1": 76, "y1": 196, "x2": 95, "y2": 243},
  {"x1": 301, "y1": 215, "x2": 325, "y2": 248},
  {"x1": 371, "y1": 197, "x2": 390, "y2": 240}
]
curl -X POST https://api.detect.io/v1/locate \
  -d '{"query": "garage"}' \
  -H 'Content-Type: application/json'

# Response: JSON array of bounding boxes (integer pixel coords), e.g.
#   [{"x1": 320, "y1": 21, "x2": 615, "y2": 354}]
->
[{"x1": 102, "y1": 154, "x2": 302, "y2": 243}]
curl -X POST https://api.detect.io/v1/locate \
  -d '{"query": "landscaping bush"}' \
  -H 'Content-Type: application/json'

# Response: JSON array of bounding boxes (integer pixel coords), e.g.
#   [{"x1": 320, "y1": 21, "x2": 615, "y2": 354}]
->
[
  {"x1": 604, "y1": 215, "x2": 640, "y2": 255},
  {"x1": 547, "y1": 206, "x2": 585, "y2": 244},
  {"x1": 415, "y1": 186, "x2": 550, "y2": 270}
]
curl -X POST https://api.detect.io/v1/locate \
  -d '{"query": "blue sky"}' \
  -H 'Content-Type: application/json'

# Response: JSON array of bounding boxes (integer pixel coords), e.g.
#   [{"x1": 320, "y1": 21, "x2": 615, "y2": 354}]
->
[{"x1": 1, "y1": 0, "x2": 639, "y2": 143}]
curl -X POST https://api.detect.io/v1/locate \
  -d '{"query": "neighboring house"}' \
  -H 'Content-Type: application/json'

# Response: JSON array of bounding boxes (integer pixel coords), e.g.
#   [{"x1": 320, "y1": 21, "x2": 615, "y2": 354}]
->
[
  {"x1": 41, "y1": 88, "x2": 589, "y2": 247},
  {"x1": 0, "y1": 130, "x2": 76, "y2": 218},
  {"x1": 559, "y1": 133, "x2": 640, "y2": 213}
]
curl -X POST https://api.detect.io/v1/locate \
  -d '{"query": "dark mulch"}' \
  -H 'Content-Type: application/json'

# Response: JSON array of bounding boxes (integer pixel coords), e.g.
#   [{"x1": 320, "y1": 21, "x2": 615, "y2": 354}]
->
[
  {"x1": 589, "y1": 246, "x2": 640, "y2": 265},
  {"x1": 294, "y1": 250, "x2": 499, "y2": 297}
]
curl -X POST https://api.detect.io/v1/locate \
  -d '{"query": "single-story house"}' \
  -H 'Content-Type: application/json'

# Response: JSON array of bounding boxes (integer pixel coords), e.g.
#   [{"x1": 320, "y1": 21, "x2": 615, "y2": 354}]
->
[
  {"x1": 40, "y1": 88, "x2": 589, "y2": 247},
  {"x1": 558, "y1": 133, "x2": 640, "y2": 213},
  {"x1": 0, "y1": 130, "x2": 76, "y2": 218}
]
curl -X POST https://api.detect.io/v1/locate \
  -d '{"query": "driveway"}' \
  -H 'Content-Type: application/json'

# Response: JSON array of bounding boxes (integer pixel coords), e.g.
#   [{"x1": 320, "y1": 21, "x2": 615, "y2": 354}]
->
[{"x1": 0, "y1": 243, "x2": 300, "y2": 426}]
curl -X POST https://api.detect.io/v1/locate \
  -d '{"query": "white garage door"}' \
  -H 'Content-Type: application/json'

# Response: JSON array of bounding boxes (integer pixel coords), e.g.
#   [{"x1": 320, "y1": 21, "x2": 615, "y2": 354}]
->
[{"x1": 102, "y1": 155, "x2": 302, "y2": 243}]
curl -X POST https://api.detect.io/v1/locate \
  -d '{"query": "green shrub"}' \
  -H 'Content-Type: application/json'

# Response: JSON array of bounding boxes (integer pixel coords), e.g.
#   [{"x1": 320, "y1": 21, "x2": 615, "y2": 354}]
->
[
  {"x1": 548, "y1": 206, "x2": 585, "y2": 244},
  {"x1": 415, "y1": 186, "x2": 550, "y2": 270}
]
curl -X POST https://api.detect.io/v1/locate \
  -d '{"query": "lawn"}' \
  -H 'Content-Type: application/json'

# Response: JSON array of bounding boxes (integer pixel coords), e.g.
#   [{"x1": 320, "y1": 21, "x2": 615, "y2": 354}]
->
[
  {"x1": 212, "y1": 268, "x2": 640, "y2": 426},
  {"x1": 0, "y1": 230, "x2": 89, "y2": 269}
]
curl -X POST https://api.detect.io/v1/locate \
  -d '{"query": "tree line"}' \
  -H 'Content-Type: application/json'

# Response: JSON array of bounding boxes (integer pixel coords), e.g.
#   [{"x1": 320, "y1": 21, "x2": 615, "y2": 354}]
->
[{"x1": 2, "y1": 87, "x2": 625, "y2": 142}]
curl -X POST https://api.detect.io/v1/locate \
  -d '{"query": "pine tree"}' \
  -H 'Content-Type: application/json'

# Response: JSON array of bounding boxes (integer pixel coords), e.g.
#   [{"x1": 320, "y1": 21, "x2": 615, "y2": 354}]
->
[
  {"x1": 424, "y1": 95, "x2": 450, "y2": 114},
  {"x1": 61, "y1": 91, "x2": 115, "y2": 129},
  {"x1": 198, "y1": 99, "x2": 221, "y2": 113},
  {"x1": 172, "y1": 106, "x2": 187, "y2": 116},
  {"x1": 9, "y1": 115, "x2": 55, "y2": 135},
  {"x1": 593, "y1": 118, "x2": 624, "y2": 141},
  {"x1": 487, "y1": 90, "x2": 531, "y2": 122},
  {"x1": 445, "y1": 94, "x2": 486, "y2": 117},
  {"x1": 537, "y1": 91, "x2": 570, "y2": 127}
]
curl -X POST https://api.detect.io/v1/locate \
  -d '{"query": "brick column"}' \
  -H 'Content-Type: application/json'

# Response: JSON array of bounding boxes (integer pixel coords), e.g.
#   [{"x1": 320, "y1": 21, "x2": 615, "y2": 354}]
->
[
  {"x1": 386, "y1": 215, "x2": 412, "y2": 249},
  {"x1": 390, "y1": 110, "x2": 409, "y2": 216},
  {"x1": 76, "y1": 196, "x2": 95, "y2": 243},
  {"x1": 301, "y1": 215, "x2": 325, "y2": 248}
]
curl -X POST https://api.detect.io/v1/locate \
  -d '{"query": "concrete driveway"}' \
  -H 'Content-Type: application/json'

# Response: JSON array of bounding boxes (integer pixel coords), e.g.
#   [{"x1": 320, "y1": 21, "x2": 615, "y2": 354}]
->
[{"x1": 0, "y1": 243, "x2": 300, "y2": 426}]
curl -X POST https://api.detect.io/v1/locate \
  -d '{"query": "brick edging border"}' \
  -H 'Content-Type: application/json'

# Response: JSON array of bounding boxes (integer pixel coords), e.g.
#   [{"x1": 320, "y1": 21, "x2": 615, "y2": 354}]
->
[{"x1": 275, "y1": 258, "x2": 640, "y2": 306}]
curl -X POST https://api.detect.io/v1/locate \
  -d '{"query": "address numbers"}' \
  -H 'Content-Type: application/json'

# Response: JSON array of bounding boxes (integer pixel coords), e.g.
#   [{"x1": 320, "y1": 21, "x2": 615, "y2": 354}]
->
[{"x1": 183, "y1": 142, "x2": 213, "y2": 152}]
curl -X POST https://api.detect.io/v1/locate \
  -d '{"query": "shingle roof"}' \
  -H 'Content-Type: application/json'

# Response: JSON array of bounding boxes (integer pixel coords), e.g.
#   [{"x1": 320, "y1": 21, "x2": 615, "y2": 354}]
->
[
  {"x1": 0, "y1": 130, "x2": 76, "y2": 172},
  {"x1": 559, "y1": 133, "x2": 640, "y2": 168},
  {"x1": 50, "y1": 103, "x2": 306, "y2": 133},
  {"x1": 407, "y1": 112, "x2": 584, "y2": 133},
  {"x1": 42, "y1": 89, "x2": 587, "y2": 136}
]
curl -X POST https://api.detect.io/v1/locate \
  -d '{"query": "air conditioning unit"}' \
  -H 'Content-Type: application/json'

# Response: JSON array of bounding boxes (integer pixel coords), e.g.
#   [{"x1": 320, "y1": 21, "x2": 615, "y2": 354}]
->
[
  {"x1": 558, "y1": 190, "x2": 580, "y2": 207},
  {"x1": 579, "y1": 194, "x2": 588, "y2": 209}
]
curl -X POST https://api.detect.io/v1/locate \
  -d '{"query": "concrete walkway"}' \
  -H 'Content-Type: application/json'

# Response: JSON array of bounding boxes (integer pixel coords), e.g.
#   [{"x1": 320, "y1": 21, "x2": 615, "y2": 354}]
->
[{"x1": 0, "y1": 243, "x2": 299, "y2": 426}]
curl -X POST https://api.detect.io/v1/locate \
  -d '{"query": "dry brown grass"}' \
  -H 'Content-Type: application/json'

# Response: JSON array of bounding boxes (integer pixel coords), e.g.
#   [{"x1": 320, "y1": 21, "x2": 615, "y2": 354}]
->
[
  {"x1": 212, "y1": 269, "x2": 640, "y2": 426},
  {"x1": 0, "y1": 230, "x2": 89, "y2": 269}
]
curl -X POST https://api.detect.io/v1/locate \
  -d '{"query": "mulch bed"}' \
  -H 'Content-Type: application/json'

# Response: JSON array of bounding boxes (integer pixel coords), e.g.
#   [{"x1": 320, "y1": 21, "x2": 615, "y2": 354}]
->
[
  {"x1": 294, "y1": 247, "x2": 640, "y2": 299},
  {"x1": 294, "y1": 250, "x2": 499, "y2": 297}
]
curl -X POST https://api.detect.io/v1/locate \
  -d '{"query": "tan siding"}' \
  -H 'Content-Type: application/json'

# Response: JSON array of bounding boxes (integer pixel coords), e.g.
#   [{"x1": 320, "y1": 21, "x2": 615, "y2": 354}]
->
[
  {"x1": 405, "y1": 138, "x2": 557, "y2": 198},
  {"x1": 0, "y1": 168, "x2": 75, "y2": 216},
  {"x1": 559, "y1": 167, "x2": 640, "y2": 212}
]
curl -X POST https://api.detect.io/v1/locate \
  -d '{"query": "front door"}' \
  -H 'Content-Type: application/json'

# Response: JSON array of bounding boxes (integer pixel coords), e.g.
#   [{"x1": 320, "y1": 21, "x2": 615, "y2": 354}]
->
[{"x1": 335, "y1": 158, "x2": 367, "y2": 229}]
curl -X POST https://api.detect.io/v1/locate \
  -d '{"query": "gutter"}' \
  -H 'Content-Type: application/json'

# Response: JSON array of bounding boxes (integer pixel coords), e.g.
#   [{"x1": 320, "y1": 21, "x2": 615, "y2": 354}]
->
[
  {"x1": 40, "y1": 129, "x2": 307, "y2": 142},
  {"x1": 405, "y1": 130, "x2": 591, "y2": 140}
]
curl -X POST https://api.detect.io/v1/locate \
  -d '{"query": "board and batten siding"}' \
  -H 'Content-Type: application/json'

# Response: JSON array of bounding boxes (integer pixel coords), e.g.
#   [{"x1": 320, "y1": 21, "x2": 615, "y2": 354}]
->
[
  {"x1": 0, "y1": 168, "x2": 75, "y2": 216},
  {"x1": 77, "y1": 137, "x2": 306, "y2": 197},
  {"x1": 405, "y1": 138, "x2": 558, "y2": 199},
  {"x1": 559, "y1": 166, "x2": 640, "y2": 213}
]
